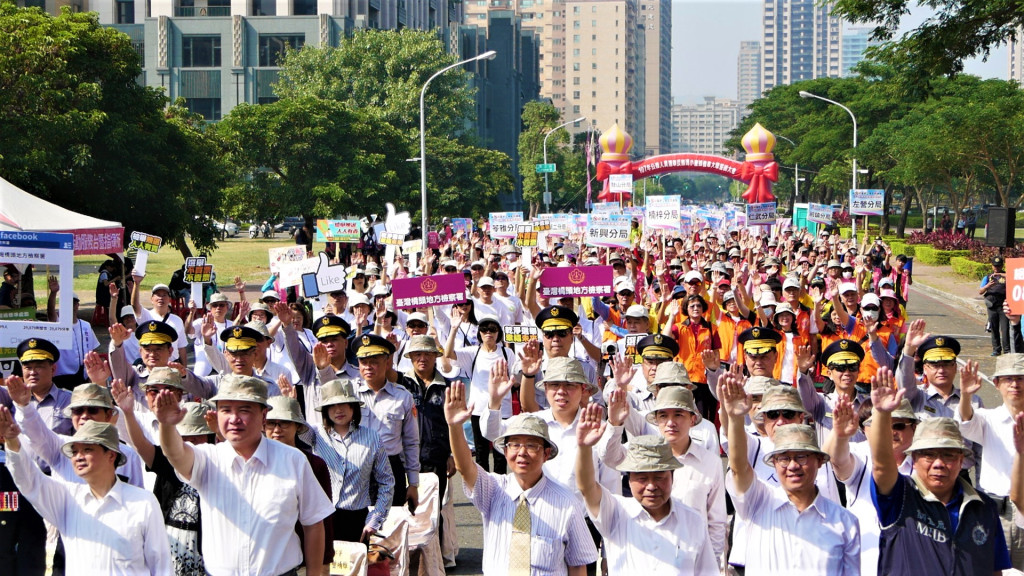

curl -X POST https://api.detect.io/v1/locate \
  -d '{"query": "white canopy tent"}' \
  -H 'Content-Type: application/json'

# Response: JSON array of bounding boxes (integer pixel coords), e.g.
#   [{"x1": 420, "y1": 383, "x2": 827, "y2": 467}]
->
[{"x1": 0, "y1": 175, "x2": 123, "y2": 254}]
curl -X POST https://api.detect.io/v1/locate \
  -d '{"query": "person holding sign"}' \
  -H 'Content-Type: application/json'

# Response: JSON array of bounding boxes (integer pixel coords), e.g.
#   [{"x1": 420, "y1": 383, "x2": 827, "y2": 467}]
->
[{"x1": 131, "y1": 274, "x2": 188, "y2": 364}]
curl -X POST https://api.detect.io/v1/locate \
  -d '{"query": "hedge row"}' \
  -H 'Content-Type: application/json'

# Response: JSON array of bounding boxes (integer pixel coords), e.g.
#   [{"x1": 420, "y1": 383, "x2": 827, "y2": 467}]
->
[
  {"x1": 887, "y1": 242, "x2": 914, "y2": 258},
  {"x1": 914, "y1": 245, "x2": 970, "y2": 266},
  {"x1": 950, "y1": 256, "x2": 991, "y2": 281}
]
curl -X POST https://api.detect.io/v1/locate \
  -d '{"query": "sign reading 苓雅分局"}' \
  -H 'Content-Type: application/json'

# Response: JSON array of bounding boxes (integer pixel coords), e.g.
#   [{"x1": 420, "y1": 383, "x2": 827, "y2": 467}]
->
[
  {"x1": 391, "y1": 274, "x2": 467, "y2": 310},
  {"x1": 538, "y1": 266, "x2": 615, "y2": 298}
]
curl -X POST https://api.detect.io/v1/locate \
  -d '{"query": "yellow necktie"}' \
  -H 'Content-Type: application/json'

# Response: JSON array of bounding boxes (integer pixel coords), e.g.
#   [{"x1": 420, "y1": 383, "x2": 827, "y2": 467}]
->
[{"x1": 509, "y1": 494, "x2": 531, "y2": 576}]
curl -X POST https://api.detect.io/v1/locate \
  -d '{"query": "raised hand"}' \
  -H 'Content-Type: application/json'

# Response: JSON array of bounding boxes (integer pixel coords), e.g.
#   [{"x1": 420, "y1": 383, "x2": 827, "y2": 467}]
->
[
  {"x1": 273, "y1": 301, "x2": 293, "y2": 326},
  {"x1": 449, "y1": 304, "x2": 466, "y2": 325},
  {"x1": 167, "y1": 361, "x2": 187, "y2": 378},
  {"x1": 47, "y1": 275, "x2": 59, "y2": 294},
  {"x1": 517, "y1": 339, "x2": 543, "y2": 377},
  {"x1": 110, "y1": 378, "x2": 135, "y2": 412},
  {"x1": 720, "y1": 371, "x2": 751, "y2": 417},
  {"x1": 576, "y1": 402, "x2": 607, "y2": 447},
  {"x1": 1004, "y1": 301, "x2": 1021, "y2": 325},
  {"x1": 109, "y1": 323, "x2": 131, "y2": 347},
  {"x1": 607, "y1": 388, "x2": 630, "y2": 427},
  {"x1": 795, "y1": 345, "x2": 815, "y2": 374},
  {"x1": 608, "y1": 353, "x2": 637, "y2": 390},
  {"x1": 832, "y1": 393, "x2": 859, "y2": 439},
  {"x1": 234, "y1": 276, "x2": 245, "y2": 292},
  {"x1": 153, "y1": 389, "x2": 186, "y2": 425},
  {"x1": 108, "y1": 281, "x2": 120, "y2": 299},
  {"x1": 444, "y1": 381, "x2": 473, "y2": 426},
  {"x1": 870, "y1": 367, "x2": 904, "y2": 413},
  {"x1": 236, "y1": 300, "x2": 251, "y2": 322},
  {"x1": 3, "y1": 375, "x2": 31, "y2": 407},
  {"x1": 809, "y1": 285, "x2": 824, "y2": 304},
  {"x1": 201, "y1": 313, "x2": 217, "y2": 343},
  {"x1": 278, "y1": 374, "x2": 296, "y2": 399},
  {"x1": 0, "y1": 406, "x2": 21, "y2": 443},
  {"x1": 1014, "y1": 413, "x2": 1024, "y2": 455},
  {"x1": 902, "y1": 319, "x2": 929, "y2": 355},
  {"x1": 312, "y1": 342, "x2": 331, "y2": 370},
  {"x1": 83, "y1": 351, "x2": 112, "y2": 385},
  {"x1": 959, "y1": 360, "x2": 981, "y2": 397},
  {"x1": 700, "y1": 348, "x2": 721, "y2": 372},
  {"x1": 488, "y1": 359, "x2": 513, "y2": 405}
]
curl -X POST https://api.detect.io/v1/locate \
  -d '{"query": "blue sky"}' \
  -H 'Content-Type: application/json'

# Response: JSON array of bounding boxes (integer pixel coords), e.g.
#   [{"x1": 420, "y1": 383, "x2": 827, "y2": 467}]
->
[{"x1": 673, "y1": 0, "x2": 1008, "y2": 105}]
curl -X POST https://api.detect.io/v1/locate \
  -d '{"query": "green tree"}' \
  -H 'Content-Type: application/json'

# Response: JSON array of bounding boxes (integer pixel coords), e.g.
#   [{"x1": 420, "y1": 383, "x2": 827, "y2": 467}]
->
[{"x1": 0, "y1": 5, "x2": 225, "y2": 255}]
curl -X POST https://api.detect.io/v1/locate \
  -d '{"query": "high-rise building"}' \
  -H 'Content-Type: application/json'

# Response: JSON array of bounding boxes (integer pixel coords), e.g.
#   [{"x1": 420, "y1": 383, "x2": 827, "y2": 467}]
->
[
  {"x1": 842, "y1": 26, "x2": 877, "y2": 77},
  {"x1": 737, "y1": 40, "x2": 761, "y2": 113},
  {"x1": 564, "y1": 0, "x2": 646, "y2": 156},
  {"x1": 761, "y1": 0, "x2": 842, "y2": 92},
  {"x1": 1010, "y1": 28, "x2": 1024, "y2": 85},
  {"x1": 640, "y1": 0, "x2": 670, "y2": 156},
  {"x1": 671, "y1": 97, "x2": 741, "y2": 156}
]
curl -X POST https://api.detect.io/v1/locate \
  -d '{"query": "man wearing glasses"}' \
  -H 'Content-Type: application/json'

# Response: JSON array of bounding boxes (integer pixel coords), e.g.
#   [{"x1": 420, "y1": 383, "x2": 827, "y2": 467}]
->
[
  {"x1": 187, "y1": 292, "x2": 234, "y2": 377},
  {"x1": 722, "y1": 373, "x2": 860, "y2": 574},
  {"x1": 517, "y1": 305, "x2": 598, "y2": 414}
]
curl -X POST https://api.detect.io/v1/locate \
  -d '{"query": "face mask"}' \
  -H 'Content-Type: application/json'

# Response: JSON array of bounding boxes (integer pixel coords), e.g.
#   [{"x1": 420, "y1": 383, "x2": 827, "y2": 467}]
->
[
  {"x1": 507, "y1": 254, "x2": 518, "y2": 262},
  {"x1": 762, "y1": 307, "x2": 775, "y2": 318},
  {"x1": 862, "y1": 310, "x2": 879, "y2": 323},
  {"x1": 842, "y1": 271, "x2": 853, "y2": 278}
]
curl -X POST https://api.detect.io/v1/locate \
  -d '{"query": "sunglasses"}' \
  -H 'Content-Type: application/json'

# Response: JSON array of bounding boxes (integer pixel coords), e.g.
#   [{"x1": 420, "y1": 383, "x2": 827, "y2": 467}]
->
[
  {"x1": 407, "y1": 322, "x2": 427, "y2": 329},
  {"x1": 891, "y1": 422, "x2": 915, "y2": 431},
  {"x1": 478, "y1": 324, "x2": 500, "y2": 334},
  {"x1": 925, "y1": 360, "x2": 956, "y2": 368},
  {"x1": 618, "y1": 291, "x2": 634, "y2": 297},
  {"x1": 543, "y1": 329, "x2": 570, "y2": 338},
  {"x1": 764, "y1": 409, "x2": 799, "y2": 420},
  {"x1": 862, "y1": 305, "x2": 879, "y2": 311},
  {"x1": 71, "y1": 406, "x2": 106, "y2": 416},
  {"x1": 829, "y1": 364, "x2": 860, "y2": 373}
]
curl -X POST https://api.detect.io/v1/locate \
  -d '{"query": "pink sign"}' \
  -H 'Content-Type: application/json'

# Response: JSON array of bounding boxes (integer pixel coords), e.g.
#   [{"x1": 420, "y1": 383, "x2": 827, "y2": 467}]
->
[
  {"x1": 392, "y1": 273, "x2": 467, "y2": 310},
  {"x1": 539, "y1": 265, "x2": 615, "y2": 298},
  {"x1": 70, "y1": 227, "x2": 124, "y2": 255}
]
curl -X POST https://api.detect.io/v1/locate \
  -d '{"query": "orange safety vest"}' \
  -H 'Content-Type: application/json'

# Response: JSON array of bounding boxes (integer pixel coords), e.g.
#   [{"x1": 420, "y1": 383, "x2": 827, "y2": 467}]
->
[
  {"x1": 672, "y1": 318, "x2": 719, "y2": 384},
  {"x1": 717, "y1": 312, "x2": 752, "y2": 365},
  {"x1": 774, "y1": 331, "x2": 811, "y2": 384}
]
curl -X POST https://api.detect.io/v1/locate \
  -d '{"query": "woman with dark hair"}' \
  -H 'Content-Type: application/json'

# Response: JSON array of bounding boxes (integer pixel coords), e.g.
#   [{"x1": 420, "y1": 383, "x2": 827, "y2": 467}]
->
[
  {"x1": 770, "y1": 302, "x2": 810, "y2": 385},
  {"x1": 662, "y1": 294, "x2": 721, "y2": 420},
  {"x1": 442, "y1": 296, "x2": 480, "y2": 348},
  {"x1": 310, "y1": 379, "x2": 394, "y2": 544}
]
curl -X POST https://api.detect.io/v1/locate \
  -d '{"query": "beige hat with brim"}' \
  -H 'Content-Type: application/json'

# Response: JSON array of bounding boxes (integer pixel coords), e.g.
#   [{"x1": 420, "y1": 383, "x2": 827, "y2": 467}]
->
[
  {"x1": 209, "y1": 374, "x2": 269, "y2": 407},
  {"x1": 906, "y1": 417, "x2": 972, "y2": 456},
  {"x1": 538, "y1": 356, "x2": 596, "y2": 395},
  {"x1": 316, "y1": 379, "x2": 364, "y2": 411},
  {"x1": 616, "y1": 435, "x2": 682, "y2": 473},
  {"x1": 64, "y1": 383, "x2": 115, "y2": 418},
  {"x1": 207, "y1": 293, "x2": 230, "y2": 308},
  {"x1": 763, "y1": 423, "x2": 829, "y2": 464},
  {"x1": 645, "y1": 386, "x2": 702, "y2": 425},
  {"x1": 61, "y1": 420, "x2": 126, "y2": 467},
  {"x1": 494, "y1": 413, "x2": 558, "y2": 458},
  {"x1": 745, "y1": 376, "x2": 783, "y2": 397},
  {"x1": 245, "y1": 320, "x2": 271, "y2": 339},
  {"x1": 266, "y1": 396, "x2": 309, "y2": 433},
  {"x1": 403, "y1": 335, "x2": 443, "y2": 358},
  {"x1": 176, "y1": 402, "x2": 214, "y2": 437},
  {"x1": 143, "y1": 366, "x2": 186, "y2": 391},
  {"x1": 755, "y1": 385, "x2": 809, "y2": 417},
  {"x1": 993, "y1": 353, "x2": 1024, "y2": 379},
  {"x1": 863, "y1": 398, "x2": 919, "y2": 427},
  {"x1": 647, "y1": 361, "x2": 694, "y2": 393}
]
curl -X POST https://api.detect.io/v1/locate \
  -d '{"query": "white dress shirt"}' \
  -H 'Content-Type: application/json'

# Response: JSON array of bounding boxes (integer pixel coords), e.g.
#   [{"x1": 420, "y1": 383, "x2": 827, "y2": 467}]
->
[
  {"x1": 726, "y1": 472, "x2": 861, "y2": 575},
  {"x1": 957, "y1": 403, "x2": 1015, "y2": 496},
  {"x1": 592, "y1": 486, "x2": 719, "y2": 575},
  {"x1": 357, "y1": 380, "x2": 421, "y2": 486},
  {"x1": 465, "y1": 468, "x2": 598, "y2": 575},
  {"x1": 186, "y1": 437, "x2": 335, "y2": 576},
  {"x1": 844, "y1": 442, "x2": 912, "y2": 576},
  {"x1": 6, "y1": 447, "x2": 171, "y2": 575}
]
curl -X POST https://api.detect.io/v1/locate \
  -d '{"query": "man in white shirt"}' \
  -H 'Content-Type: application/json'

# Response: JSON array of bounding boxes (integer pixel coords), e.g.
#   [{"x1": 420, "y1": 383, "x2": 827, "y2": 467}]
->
[
  {"x1": 445, "y1": 381, "x2": 597, "y2": 575},
  {"x1": 575, "y1": 406, "x2": 718, "y2": 575},
  {"x1": 52, "y1": 295, "x2": 100, "y2": 389},
  {"x1": 1, "y1": 413, "x2": 170, "y2": 575},
  {"x1": 474, "y1": 277, "x2": 514, "y2": 326},
  {"x1": 154, "y1": 374, "x2": 335, "y2": 576},
  {"x1": 721, "y1": 372, "x2": 860, "y2": 574},
  {"x1": 131, "y1": 278, "x2": 188, "y2": 363}
]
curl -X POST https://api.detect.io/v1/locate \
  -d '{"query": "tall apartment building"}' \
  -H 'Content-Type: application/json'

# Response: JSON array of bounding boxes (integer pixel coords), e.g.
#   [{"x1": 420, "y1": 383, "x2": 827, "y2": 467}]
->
[
  {"x1": 761, "y1": 0, "x2": 842, "y2": 92},
  {"x1": 639, "y1": 0, "x2": 670, "y2": 156},
  {"x1": 842, "y1": 26, "x2": 877, "y2": 77},
  {"x1": 737, "y1": 40, "x2": 761, "y2": 113},
  {"x1": 670, "y1": 97, "x2": 740, "y2": 156},
  {"x1": 1010, "y1": 29, "x2": 1024, "y2": 85},
  {"x1": 564, "y1": 0, "x2": 646, "y2": 156}
]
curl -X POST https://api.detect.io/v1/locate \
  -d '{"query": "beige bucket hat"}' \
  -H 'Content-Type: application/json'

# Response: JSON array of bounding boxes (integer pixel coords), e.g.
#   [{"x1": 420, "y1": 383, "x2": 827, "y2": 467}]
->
[
  {"x1": 755, "y1": 386, "x2": 809, "y2": 418},
  {"x1": 494, "y1": 413, "x2": 558, "y2": 458},
  {"x1": 207, "y1": 292, "x2": 230, "y2": 308},
  {"x1": 245, "y1": 320, "x2": 272, "y2": 340},
  {"x1": 763, "y1": 423, "x2": 829, "y2": 464},
  {"x1": 647, "y1": 362, "x2": 694, "y2": 393},
  {"x1": 539, "y1": 357, "x2": 596, "y2": 394},
  {"x1": 209, "y1": 374, "x2": 269, "y2": 407},
  {"x1": 403, "y1": 335, "x2": 443, "y2": 358},
  {"x1": 906, "y1": 417, "x2": 972, "y2": 457},
  {"x1": 176, "y1": 402, "x2": 214, "y2": 437},
  {"x1": 266, "y1": 396, "x2": 308, "y2": 433},
  {"x1": 64, "y1": 383, "x2": 115, "y2": 417},
  {"x1": 615, "y1": 435, "x2": 682, "y2": 473},
  {"x1": 745, "y1": 376, "x2": 783, "y2": 397},
  {"x1": 993, "y1": 353, "x2": 1024, "y2": 379},
  {"x1": 61, "y1": 420, "x2": 126, "y2": 467},
  {"x1": 863, "y1": 398, "x2": 919, "y2": 427},
  {"x1": 316, "y1": 379, "x2": 364, "y2": 411},
  {"x1": 143, "y1": 367, "x2": 186, "y2": 391},
  {"x1": 645, "y1": 386, "x2": 702, "y2": 425}
]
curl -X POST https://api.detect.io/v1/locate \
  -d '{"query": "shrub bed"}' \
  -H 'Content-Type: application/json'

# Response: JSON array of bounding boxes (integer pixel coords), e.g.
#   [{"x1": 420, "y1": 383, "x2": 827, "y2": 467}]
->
[
  {"x1": 914, "y1": 245, "x2": 969, "y2": 266},
  {"x1": 951, "y1": 256, "x2": 991, "y2": 281}
]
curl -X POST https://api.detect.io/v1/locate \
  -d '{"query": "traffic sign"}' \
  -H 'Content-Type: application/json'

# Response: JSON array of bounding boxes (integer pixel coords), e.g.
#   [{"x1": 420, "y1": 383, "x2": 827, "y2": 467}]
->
[{"x1": 536, "y1": 163, "x2": 556, "y2": 173}]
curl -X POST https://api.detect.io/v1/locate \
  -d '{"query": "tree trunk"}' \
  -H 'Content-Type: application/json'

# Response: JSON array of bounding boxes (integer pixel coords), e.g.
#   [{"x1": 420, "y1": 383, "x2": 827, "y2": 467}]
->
[
  {"x1": 896, "y1": 190, "x2": 913, "y2": 238},
  {"x1": 880, "y1": 184, "x2": 893, "y2": 236},
  {"x1": 175, "y1": 235, "x2": 193, "y2": 259}
]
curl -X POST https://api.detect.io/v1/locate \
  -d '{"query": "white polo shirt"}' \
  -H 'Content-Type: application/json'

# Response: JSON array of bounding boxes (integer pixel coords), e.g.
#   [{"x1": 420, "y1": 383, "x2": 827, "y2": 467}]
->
[{"x1": 956, "y1": 403, "x2": 1015, "y2": 496}]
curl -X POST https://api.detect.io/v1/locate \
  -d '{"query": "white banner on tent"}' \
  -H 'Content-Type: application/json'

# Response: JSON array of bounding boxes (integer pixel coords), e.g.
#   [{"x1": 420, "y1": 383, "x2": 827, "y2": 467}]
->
[{"x1": 645, "y1": 195, "x2": 681, "y2": 231}]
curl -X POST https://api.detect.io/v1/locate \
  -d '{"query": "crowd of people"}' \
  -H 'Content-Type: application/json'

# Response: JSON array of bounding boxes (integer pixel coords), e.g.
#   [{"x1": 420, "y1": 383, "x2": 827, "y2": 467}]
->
[{"x1": 1, "y1": 217, "x2": 1023, "y2": 575}]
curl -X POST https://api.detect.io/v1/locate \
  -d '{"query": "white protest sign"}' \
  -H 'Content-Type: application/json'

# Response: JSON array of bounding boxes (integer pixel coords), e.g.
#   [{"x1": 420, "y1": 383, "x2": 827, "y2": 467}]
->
[
  {"x1": 548, "y1": 214, "x2": 572, "y2": 237},
  {"x1": 128, "y1": 231, "x2": 162, "y2": 277},
  {"x1": 0, "y1": 232, "x2": 74, "y2": 348},
  {"x1": 745, "y1": 202, "x2": 777, "y2": 225},
  {"x1": 807, "y1": 203, "x2": 835, "y2": 225},
  {"x1": 269, "y1": 245, "x2": 306, "y2": 274},
  {"x1": 384, "y1": 202, "x2": 412, "y2": 235},
  {"x1": 608, "y1": 174, "x2": 633, "y2": 195},
  {"x1": 311, "y1": 252, "x2": 348, "y2": 296},
  {"x1": 278, "y1": 256, "x2": 320, "y2": 288},
  {"x1": 592, "y1": 201, "x2": 621, "y2": 214},
  {"x1": 488, "y1": 212, "x2": 524, "y2": 239},
  {"x1": 849, "y1": 189, "x2": 885, "y2": 216},
  {"x1": 184, "y1": 257, "x2": 212, "y2": 307},
  {"x1": 585, "y1": 214, "x2": 631, "y2": 248},
  {"x1": 645, "y1": 195, "x2": 681, "y2": 231}
]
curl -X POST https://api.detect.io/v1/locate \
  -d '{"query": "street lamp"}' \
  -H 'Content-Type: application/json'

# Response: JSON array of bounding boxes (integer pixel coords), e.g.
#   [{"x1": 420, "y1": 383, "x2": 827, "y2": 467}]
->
[
  {"x1": 775, "y1": 135, "x2": 800, "y2": 202},
  {"x1": 799, "y1": 90, "x2": 859, "y2": 238},
  {"x1": 420, "y1": 50, "x2": 497, "y2": 240},
  {"x1": 543, "y1": 116, "x2": 585, "y2": 213}
]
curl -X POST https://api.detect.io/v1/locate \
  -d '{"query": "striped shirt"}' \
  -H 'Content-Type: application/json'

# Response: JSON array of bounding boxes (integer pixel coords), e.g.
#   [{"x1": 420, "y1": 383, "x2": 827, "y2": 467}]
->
[
  {"x1": 465, "y1": 468, "x2": 598, "y2": 575},
  {"x1": 310, "y1": 423, "x2": 394, "y2": 530}
]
